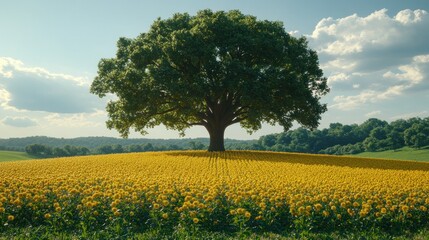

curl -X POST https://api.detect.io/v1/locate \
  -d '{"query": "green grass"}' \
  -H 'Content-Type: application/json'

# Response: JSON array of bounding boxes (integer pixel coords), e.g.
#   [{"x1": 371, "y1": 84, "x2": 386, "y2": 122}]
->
[
  {"x1": 354, "y1": 146, "x2": 429, "y2": 162},
  {"x1": 1, "y1": 225, "x2": 429, "y2": 239},
  {"x1": 0, "y1": 150, "x2": 35, "y2": 162}
]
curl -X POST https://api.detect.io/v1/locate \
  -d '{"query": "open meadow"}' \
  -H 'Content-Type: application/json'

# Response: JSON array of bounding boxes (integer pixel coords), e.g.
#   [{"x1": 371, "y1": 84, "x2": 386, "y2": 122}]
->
[
  {"x1": 1, "y1": 151, "x2": 429, "y2": 239},
  {"x1": 0, "y1": 151, "x2": 35, "y2": 162},
  {"x1": 355, "y1": 147, "x2": 429, "y2": 162}
]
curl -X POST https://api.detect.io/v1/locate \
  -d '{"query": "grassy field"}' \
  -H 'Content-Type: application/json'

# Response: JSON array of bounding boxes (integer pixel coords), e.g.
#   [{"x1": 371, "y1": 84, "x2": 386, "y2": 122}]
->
[
  {"x1": 1, "y1": 150, "x2": 429, "y2": 239},
  {"x1": 0, "y1": 150, "x2": 35, "y2": 162},
  {"x1": 355, "y1": 146, "x2": 429, "y2": 162}
]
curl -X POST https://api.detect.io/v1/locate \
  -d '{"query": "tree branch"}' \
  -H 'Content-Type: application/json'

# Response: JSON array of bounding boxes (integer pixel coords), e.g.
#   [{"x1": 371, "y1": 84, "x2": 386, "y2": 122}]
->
[
  {"x1": 228, "y1": 116, "x2": 247, "y2": 126},
  {"x1": 188, "y1": 122, "x2": 206, "y2": 126},
  {"x1": 155, "y1": 107, "x2": 178, "y2": 116}
]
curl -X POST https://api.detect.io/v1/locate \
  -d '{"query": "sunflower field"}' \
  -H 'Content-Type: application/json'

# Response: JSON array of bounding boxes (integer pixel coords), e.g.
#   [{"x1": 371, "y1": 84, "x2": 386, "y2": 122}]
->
[{"x1": 1, "y1": 151, "x2": 429, "y2": 237}]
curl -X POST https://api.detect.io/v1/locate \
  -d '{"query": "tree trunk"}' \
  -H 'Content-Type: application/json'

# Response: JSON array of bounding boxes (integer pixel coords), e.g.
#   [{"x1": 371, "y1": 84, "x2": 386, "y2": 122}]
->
[{"x1": 207, "y1": 125, "x2": 226, "y2": 152}]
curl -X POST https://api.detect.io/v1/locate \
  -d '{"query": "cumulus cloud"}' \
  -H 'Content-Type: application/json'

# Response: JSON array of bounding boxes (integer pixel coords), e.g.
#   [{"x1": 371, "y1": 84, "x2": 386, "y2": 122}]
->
[
  {"x1": 0, "y1": 88, "x2": 12, "y2": 109},
  {"x1": 44, "y1": 110, "x2": 105, "y2": 128},
  {"x1": 330, "y1": 54, "x2": 428, "y2": 110},
  {"x1": 310, "y1": 9, "x2": 429, "y2": 110},
  {"x1": 0, "y1": 57, "x2": 102, "y2": 113},
  {"x1": 327, "y1": 72, "x2": 350, "y2": 85},
  {"x1": 331, "y1": 90, "x2": 378, "y2": 110},
  {"x1": 2, "y1": 116, "x2": 38, "y2": 127},
  {"x1": 312, "y1": 9, "x2": 429, "y2": 65},
  {"x1": 288, "y1": 30, "x2": 300, "y2": 37}
]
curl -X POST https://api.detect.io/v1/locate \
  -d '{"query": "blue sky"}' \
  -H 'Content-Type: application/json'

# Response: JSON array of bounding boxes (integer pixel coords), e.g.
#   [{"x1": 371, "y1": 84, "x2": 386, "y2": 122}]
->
[{"x1": 1, "y1": 0, "x2": 429, "y2": 139}]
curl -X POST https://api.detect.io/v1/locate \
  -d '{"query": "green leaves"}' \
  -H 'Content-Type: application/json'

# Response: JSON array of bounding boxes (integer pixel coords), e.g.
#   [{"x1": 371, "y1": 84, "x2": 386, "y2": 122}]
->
[{"x1": 91, "y1": 9, "x2": 329, "y2": 147}]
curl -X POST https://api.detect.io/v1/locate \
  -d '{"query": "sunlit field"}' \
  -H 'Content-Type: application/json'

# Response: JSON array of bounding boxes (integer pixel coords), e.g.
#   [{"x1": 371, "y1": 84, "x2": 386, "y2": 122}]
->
[
  {"x1": 0, "y1": 151, "x2": 35, "y2": 162},
  {"x1": 355, "y1": 147, "x2": 429, "y2": 162},
  {"x1": 1, "y1": 151, "x2": 429, "y2": 238}
]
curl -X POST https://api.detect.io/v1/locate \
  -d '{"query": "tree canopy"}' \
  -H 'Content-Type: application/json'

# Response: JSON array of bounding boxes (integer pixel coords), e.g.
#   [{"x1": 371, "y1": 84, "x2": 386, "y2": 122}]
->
[
  {"x1": 90, "y1": 9, "x2": 329, "y2": 151},
  {"x1": 257, "y1": 117, "x2": 429, "y2": 154}
]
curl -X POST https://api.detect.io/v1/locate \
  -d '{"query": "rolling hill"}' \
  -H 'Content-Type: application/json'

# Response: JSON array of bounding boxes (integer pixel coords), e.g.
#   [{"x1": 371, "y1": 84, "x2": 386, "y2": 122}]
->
[
  {"x1": 0, "y1": 150, "x2": 35, "y2": 162},
  {"x1": 354, "y1": 146, "x2": 429, "y2": 162}
]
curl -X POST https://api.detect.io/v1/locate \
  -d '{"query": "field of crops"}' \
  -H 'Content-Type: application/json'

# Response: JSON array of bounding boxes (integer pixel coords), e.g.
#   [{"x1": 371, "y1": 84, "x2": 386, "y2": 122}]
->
[{"x1": 1, "y1": 151, "x2": 429, "y2": 237}]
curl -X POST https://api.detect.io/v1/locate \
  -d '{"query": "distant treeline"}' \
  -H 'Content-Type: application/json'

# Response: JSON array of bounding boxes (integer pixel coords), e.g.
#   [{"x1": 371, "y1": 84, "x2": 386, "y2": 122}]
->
[
  {"x1": 0, "y1": 137, "x2": 255, "y2": 153},
  {"x1": 0, "y1": 145, "x2": 22, "y2": 152},
  {"x1": 23, "y1": 140, "x2": 255, "y2": 158},
  {"x1": 23, "y1": 142, "x2": 194, "y2": 158},
  {"x1": 1, "y1": 117, "x2": 429, "y2": 157},
  {"x1": 257, "y1": 117, "x2": 429, "y2": 154},
  {"x1": 25, "y1": 142, "x2": 210, "y2": 158}
]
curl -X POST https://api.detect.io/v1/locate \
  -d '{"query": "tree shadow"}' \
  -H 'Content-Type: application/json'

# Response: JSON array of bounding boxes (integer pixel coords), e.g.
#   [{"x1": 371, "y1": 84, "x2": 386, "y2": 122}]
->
[{"x1": 163, "y1": 151, "x2": 429, "y2": 172}]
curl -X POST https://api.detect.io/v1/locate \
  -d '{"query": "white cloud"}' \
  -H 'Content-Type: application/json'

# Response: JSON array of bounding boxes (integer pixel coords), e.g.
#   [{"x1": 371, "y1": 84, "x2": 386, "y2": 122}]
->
[
  {"x1": 365, "y1": 110, "x2": 381, "y2": 118},
  {"x1": 331, "y1": 90, "x2": 378, "y2": 110},
  {"x1": 0, "y1": 57, "x2": 103, "y2": 113},
  {"x1": 288, "y1": 30, "x2": 300, "y2": 37},
  {"x1": 395, "y1": 9, "x2": 426, "y2": 24},
  {"x1": 414, "y1": 55, "x2": 429, "y2": 63},
  {"x1": 331, "y1": 79, "x2": 420, "y2": 111},
  {"x1": 383, "y1": 65, "x2": 423, "y2": 85},
  {"x1": 0, "y1": 88, "x2": 11, "y2": 108},
  {"x1": 1, "y1": 116, "x2": 38, "y2": 128},
  {"x1": 391, "y1": 111, "x2": 429, "y2": 120},
  {"x1": 0, "y1": 57, "x2": 87, "y2": 85},
  {"x1": 311, "y1": 9, "x2": 429, "y2": 62},
  {"x1": 321, "y1": 59, "x2": 357, "y2": 72},
  {"x1": 327, "y1": 72, "x2": 350, "y2": 85},
  {"x1": 382, "y1": 54, "x2": 429, "y2": 89},
  {"x1": 312, "y1": 9, "x2": 389, "y2": 56},
  {"x1": 310, "y1": 9, "x2": 429, "y2": 110},
  {"x1": 44, "y1": 110, "x2": 105, "y2": 128},
  {"x1": 378, "y1": 85, "x2": 406, "y2": 99},
  {"x1": 311, "y1": 8, "x2": 429, "y2": 75}
]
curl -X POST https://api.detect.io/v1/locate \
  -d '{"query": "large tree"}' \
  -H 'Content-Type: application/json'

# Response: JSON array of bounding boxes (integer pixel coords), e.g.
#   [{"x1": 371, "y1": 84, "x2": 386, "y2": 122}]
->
[{"x1": 90, "y1": 10, "x2": 329, "y2": 151}]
